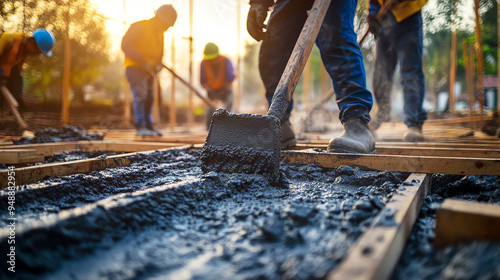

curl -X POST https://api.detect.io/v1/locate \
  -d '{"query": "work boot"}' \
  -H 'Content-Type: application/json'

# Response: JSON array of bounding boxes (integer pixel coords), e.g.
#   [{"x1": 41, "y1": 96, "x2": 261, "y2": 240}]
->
[
  {"x1": 328, "y1": 118, "x2": 376, "y2": 154},
  {"x1": 147, "y1": 126, "x2": 163, "y2": 136},
  {"x1": 136, "y1": 127, "x2": 157, "y2": 137},
  {"x1": 403, "y1": 126, "x2": 425, "y2": 142},
  {"x1": 281, "y1": 119, "x2": 297, "y2": 149}
]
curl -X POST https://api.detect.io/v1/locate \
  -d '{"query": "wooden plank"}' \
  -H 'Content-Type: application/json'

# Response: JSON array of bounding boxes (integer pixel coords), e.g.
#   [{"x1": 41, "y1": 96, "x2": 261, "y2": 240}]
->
[
  {"x1": 292, "y1": 144, "x2": 500, "y2": 159},
  {"x1": 0, "y1": 146, "x2": 190, "y2": 188},
  {"x1": 0, "y1": 149, "x2": 44, "y2": 164},
  {"x1": 434, "y1": 199, "x2": 500, "y2": 248},
  {"x1": 328, "y1": 173, "x2": 431, "y2": 280},
  {"x1": 1, "y1": 142, "x2": 80, "y2": 156},
  {"x1": 1, "y1": 141, "x2": 186, "y2": 156},
  {"x1": 282, "y1": 151, "x2": 500, "y2": 176}
]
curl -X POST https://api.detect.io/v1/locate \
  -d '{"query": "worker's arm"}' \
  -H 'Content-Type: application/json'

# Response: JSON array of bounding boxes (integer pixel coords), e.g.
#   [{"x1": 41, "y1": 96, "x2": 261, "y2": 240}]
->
[
  {"x1": 121, "y1": 24, "x2": 149, "y2": 68},
  {"x1": 225, "y1": 57, "x2": 235, "y2": 84},
  {"x1": 0, "y1": 33, "x2": 16, "y2": 81}
]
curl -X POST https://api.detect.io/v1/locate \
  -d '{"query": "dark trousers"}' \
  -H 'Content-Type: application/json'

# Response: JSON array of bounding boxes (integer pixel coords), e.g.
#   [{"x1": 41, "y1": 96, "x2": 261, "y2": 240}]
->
[
  {"x1": 125, "y1": 67, "x2": 155, "y2": 128},
  {"x1": 259, "y1": 0, "x2": 373, "y2": 123},
  {"x1": 0, "y1": 68, "x2": 24, "y2": 112},
  {"x1": 373, "y1": 11, "x2": 427, "y2": 128},
  {"x1": 206, "y1": 86, "x2": 233, "y2": 129}
]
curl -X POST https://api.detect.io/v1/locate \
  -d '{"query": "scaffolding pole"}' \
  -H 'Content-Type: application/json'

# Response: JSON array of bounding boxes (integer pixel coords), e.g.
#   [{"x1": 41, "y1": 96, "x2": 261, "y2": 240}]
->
[
  {"x1": 449, "y1": 0, "x2": 457, "y2": 116},
  {"x1": 235, "y1": 0, "x2": 242, "y2": 112},
  {"x1": 188, "y1": 0, "x2": 194, "y2": 125},
  {"x1": 122, "y1": 0, "x2": 131, "y2": 126},
  {"x1": 61, "y1": 3, "x2": 71, "y2": 125},
  {"x1": 170, "y1": 17, "x2": 177, "y2": 127},
  {"x1": 474, "y1": 0, "x2": 485, "y2": 127}
]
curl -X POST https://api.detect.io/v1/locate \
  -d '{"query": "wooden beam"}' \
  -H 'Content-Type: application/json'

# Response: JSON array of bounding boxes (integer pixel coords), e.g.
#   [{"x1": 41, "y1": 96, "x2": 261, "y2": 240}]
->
[
  {"x1": 1, "y1": 141, "x2": 186, "y2": 156},
  {"x1": 435, "y1": 199, "x2": 500, "y2": 248},
  {"x1": 282, "y1": 151, "x2": 500, "y2": 176},
  {"x1": 291, "y1": 144, "x2": 500, "y2": 159},
  {"x1": 0, "y1": 149, "x2": 44, "y2": 164},
  {"x1": 0, "y1": 146, "x2": 190, "y2": 188},
  {"x1": 328, "y1": 173, "x2": 431, "y2": 280}
]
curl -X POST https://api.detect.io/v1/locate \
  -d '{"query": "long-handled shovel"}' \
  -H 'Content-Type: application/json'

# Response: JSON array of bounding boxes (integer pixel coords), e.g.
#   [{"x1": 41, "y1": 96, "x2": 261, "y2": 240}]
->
[
  {"x1": 201, "y1": 0, "x2": 331, "y2": 185},
  {"x1": 0, "y1": 86, "x2": 27, "y2": 129}
]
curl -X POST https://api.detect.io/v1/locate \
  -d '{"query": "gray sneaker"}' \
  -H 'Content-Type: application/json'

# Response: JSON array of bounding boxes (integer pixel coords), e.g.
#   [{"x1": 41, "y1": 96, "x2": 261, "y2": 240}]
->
[{"x1": 136, "y1": 127, "x2": 158, "y2": 137}]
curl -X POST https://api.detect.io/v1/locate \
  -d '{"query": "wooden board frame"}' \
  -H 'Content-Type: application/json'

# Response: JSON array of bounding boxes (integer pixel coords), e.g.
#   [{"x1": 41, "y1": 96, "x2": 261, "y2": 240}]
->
[
  {"x1": 0, "y1": 146, "x2": 190, "y2": 188},
  {"x1": 434, "y1": 199, "x2": 500, "y2": 248},
  {"x1": 282, "y1": 151, "x2": 500, "y2": 176},
  {"x1": 328, "y1": 173, "x2": 431, "y2": 280}
]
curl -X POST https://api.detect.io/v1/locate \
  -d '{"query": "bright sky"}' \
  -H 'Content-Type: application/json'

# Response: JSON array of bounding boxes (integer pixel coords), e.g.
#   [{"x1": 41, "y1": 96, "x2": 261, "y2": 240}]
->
[{"x1": 93, "y1": 0, "x2": 252, "y2": 64}]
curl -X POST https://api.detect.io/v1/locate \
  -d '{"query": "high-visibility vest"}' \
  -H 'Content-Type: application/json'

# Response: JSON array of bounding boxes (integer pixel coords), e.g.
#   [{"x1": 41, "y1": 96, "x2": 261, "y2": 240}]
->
[
  {"x1": 123, "y1": 20, "x2": 164, "y2": 68},
  {"x1": 0, "y1": 33, "x2": 27, "y2": 77},
  {"x1": 202, "y1": 56, "x2": 230, "y2": 91},
  {"x1": 374, "y1": 0, "x2": 428, "y2": 22}
]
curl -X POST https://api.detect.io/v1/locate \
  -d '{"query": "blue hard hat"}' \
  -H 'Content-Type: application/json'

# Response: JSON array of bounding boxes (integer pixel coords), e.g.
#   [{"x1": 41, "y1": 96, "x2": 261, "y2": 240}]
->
[{"x1": 33, "y1": 29, "x2": 55, "y2": 56}]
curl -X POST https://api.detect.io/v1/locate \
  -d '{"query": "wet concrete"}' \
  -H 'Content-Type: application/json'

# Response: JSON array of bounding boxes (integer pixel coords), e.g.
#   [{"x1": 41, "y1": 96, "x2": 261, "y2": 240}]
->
[
  {"x1": 13, "y1": 125, "x2": 104, "y2": 144},
  {"x1": 29, "y1": 149, "x2": 120, "y2": 165},
  {"x1": 0, "y1": 148, "x2": 406, "y2": 279},
  {"x1": 393, "y1": 174, "x2": 500, "y2": 280}
]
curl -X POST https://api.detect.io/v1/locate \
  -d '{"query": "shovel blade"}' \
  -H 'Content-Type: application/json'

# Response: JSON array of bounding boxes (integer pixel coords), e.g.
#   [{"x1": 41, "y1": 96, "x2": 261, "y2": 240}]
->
[{"x1": 201, "y1": 109, "x2": 282, "y2": 184}]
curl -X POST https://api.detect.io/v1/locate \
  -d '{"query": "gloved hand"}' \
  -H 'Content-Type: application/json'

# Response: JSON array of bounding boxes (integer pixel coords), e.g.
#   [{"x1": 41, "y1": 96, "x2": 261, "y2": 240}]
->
[
  {"x1": 367, "y1": 14, "x2": 381, "y2": 37},
  {"x1": 247, "y1": 3, "x2": 270, "y2": 42},
  {"x1": 145, "y1": 62, "x2": 163, "y2": 75}
]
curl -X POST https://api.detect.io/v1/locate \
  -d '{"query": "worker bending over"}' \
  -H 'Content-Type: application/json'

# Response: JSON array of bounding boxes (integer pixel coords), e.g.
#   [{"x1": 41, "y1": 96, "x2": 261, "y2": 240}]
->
[
  {"x1": 122, "y1": 4, "x2": 177, "y2": 136},
  {"x1": 248, "y1": 0, "x2": 375, "y2": 153},
  {"x1": 0, "y1": 29, "x2": 55, "y2": 112},
  {"x1": 368, "y1": 0, "x2": 428, "y2": 141},
  {"x1": 200, "y1": 42, "x2": 235, "y2": 129}
]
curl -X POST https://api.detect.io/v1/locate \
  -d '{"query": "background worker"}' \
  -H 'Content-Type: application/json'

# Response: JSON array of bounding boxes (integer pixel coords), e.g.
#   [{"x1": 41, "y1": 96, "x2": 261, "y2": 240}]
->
[
  {"x1": 247, "y1": 0, "x2": 375, "y2": 153},
  {"x1": 0, "y1": 29, "x2": 55, "y2": 113},
  {"x1": 200, "y1": 42, "x2": 235, "y2": 129},
  {"x1": 368, "y1": 0, "x2": 428, "y2": 142},
  {"x1": 121, "y1": 4, "x2": 177, "y2": 137}
]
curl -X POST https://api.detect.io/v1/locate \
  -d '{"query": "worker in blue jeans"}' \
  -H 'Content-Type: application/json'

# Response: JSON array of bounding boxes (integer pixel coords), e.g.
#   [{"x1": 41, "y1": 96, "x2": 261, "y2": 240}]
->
[
  {"x1": 368, "y1": 0, "x2": 428, "y2": 141},
  {"x1": 122, "y1": 5, "x2": 177, "y2": 136},
  {"x1": 248, "y1": 0, "x2": 375, "y2": 154}
]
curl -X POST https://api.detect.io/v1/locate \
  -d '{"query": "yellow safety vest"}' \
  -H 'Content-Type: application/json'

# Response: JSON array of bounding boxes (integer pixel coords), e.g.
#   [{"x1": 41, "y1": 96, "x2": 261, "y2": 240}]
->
[
  {"x1": 0, "y1": 33, "x2": 28, "y2": 77},
  {"x1": 123, "y1": 20, "x2": 164, "y2": 68},
  {"x1": 374, "y1": 0, "x2": 428, "y2": 22}
]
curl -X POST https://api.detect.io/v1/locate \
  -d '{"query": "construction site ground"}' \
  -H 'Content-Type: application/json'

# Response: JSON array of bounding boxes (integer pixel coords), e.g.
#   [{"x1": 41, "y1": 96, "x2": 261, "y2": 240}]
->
[{"x1": 0, "y1": 112, "x2": 499, "y2": 279}]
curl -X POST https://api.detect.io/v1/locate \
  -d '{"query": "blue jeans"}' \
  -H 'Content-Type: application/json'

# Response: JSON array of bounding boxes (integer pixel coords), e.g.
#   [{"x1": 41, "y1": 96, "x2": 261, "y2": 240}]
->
[
  {"x1": 373, "y1": 12, "x2": 427, "y2": 127},
  {"x1": 259, "y1": 0, "x2": 372, "y2": 123},
  {"x1": 126, "y1": 67, "x2": 155, "y2": 128}
]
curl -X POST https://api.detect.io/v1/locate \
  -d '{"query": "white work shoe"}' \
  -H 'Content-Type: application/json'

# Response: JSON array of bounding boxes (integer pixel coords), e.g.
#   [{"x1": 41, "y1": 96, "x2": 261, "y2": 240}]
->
[{"x1": 136, "y1": 127, "x2": 158, "y2": 137}]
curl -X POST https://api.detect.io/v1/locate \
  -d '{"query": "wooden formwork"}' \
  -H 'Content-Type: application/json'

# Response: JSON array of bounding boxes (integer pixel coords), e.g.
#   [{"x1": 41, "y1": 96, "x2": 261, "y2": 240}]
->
[{"x1": 0, "y1": 137, "x2": 499, "y2": 279}]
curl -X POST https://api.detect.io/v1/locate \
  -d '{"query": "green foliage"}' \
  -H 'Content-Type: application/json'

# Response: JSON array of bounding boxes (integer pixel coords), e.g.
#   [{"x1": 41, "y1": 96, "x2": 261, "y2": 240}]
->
[
  {"x1": 0, "y1": 0, "x2": 111, "y2": 100},
  {"x1": 423, "y1": 0, "x2": 498, "y2": 95}
]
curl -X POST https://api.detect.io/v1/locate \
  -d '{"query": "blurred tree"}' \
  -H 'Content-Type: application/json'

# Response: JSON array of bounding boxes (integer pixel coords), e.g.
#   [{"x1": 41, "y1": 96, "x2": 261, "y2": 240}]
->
[
  {"x1": 423, "y1": 0, "x2": 498, "y2": 111},
  {"x1": 0, "y1": 0, "x2": 110, "y2": 102}
]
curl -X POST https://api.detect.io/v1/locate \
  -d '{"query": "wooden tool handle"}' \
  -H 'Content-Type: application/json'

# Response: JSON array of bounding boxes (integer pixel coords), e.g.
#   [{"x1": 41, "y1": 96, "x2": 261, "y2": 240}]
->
[
  {"x1": 0, "y1": 86, "x2": 27, "y2": 129},
  {"x1": 267, "y1": 0, "x2": 331, "y2": 120},
  {"x1": 162, "y1": 64, "x2": 219, "y2": 109}
]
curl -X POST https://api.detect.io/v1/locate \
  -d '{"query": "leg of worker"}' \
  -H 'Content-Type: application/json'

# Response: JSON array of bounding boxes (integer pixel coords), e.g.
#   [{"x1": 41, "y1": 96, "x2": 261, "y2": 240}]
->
[
  {"x1": 143, "y1": 75, "x2": 154, "y2": 129},
  {"x1": 318, "y1": 0, "x2": 375, "y2": 153},
  {"x1": 396, "y1": 12, "x2": 426, "y2": 141},
  {"x1": 372, "y1": 29, "x2": 398, "y2": 131},
  {"x1": 259, "y1": 0, "x2": 312, "y2": 148},
  {"x1": 126, "y1": 67, "x2": 156, "y2": 136},
  {"x1": 6, "y1": 67, "x2": 25, "y2": 112}
]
